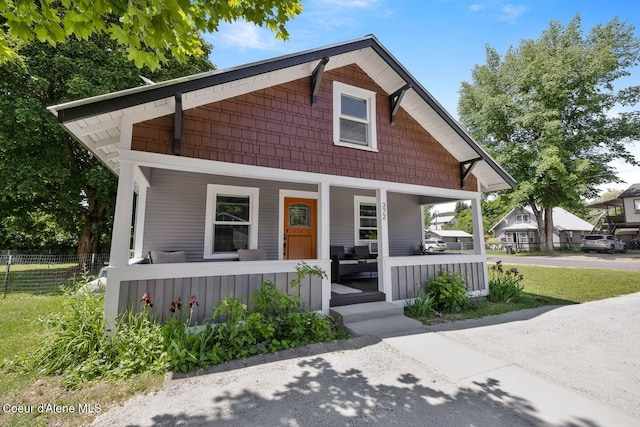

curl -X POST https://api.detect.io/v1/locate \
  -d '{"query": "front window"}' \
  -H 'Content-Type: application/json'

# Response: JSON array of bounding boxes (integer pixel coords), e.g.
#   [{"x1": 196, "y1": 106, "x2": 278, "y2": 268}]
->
[
  {"x1": 354, "y1": 196, "x2": 377, "y2": 244},
  {"x1": 333, "y1": 82, "x2": 377, "y2": 151},
  {"x1": 204, "y1": 185, "x2": 259, "y2": 259},
  {"x1": 634, "y1": 199, "x2": 640, "y2": 214},
  {"x1": 516, "y1": 214, "x2": 530, "y2": 223}
]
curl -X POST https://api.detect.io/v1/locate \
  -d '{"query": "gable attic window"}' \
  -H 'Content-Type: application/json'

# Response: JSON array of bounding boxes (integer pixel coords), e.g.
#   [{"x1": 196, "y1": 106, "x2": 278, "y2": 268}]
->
[
  {"x1": 516, "y1": 214, "x2": 530, "y2": 223},
  {"x1": 204, "y1": 184, "x2": 259, "y2": 259},
  {"x1": 333, "y1": 82, "x2": 377, "y2": 151}
]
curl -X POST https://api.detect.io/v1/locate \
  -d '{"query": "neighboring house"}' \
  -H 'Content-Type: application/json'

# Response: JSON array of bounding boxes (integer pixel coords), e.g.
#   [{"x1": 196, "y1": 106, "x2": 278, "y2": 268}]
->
[
  {"x1": 426, "y1": 229, "x2": 473, "y2": 250},
  {"x1": 49, "y1": 35, "x2": 514, "y2": 327},
  {"x1": 588, "y1": 183, "x2": 640, "y2": 243},
  {"x1": 429, "y1": 213, "x2": 457, "y2": 231},
  {"x1": 489, "y1": 207, "x2": 593, "y2": 250}
]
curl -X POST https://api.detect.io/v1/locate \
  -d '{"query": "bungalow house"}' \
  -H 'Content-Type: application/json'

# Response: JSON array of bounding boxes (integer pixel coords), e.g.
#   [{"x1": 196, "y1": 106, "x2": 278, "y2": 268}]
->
[
  {"x1": 489, "y1": 207, "x2": 593, "y2": 251},
  {"x1": 587, "y1": 183, "x2": 640, "y2": 243},
  {"x1": 48, "y1": 35, "x2": 514, "y2": 328},
  {"x1": 428, "y1": 212, "x2": 457, "y2": 231}
]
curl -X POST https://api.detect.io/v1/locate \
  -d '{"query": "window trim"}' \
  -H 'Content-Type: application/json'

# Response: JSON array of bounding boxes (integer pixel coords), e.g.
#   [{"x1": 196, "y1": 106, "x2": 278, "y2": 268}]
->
[
  {"x1": 354, "y1": 195, "x2": 378, "y2": 246},
  {"x1": 333, "y1": 81, "x2": 377, "y2": 151},
  {"x1": 204, "y1": 184, "x2": 259, "y2": 259}
]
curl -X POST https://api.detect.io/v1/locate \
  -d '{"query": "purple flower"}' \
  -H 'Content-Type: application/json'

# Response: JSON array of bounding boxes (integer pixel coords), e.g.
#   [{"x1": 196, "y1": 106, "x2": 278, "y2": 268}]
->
[
  {"x1": 170, "y1": 296, "x2": 182, "y2": 313},
  {"x1": 140, "y1": 292, "x2": 153, "y2": 308},
  {"x1": 189, "y1": 295, "x2": 199, "y2": 309}
]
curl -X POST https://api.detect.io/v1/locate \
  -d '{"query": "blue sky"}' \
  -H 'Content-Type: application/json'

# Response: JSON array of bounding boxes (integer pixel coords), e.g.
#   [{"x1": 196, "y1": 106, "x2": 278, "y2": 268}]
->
[{"x1": 204, "y1": 0, "x2": 640, "y2": 192}]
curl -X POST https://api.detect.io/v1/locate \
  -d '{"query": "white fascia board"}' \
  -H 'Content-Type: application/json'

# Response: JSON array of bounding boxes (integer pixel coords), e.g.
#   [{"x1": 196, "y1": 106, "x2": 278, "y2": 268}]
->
[{"x1": 119, "y1": 149, "x2": 481, "y2": 200}]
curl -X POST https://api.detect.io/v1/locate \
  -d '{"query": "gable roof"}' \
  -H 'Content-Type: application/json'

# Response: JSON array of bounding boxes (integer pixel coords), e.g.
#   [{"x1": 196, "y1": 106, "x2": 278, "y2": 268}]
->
[
  {"x1": 490, "y1": 207, "x2": 593, "y2": 233},
  {"x1": 428, "y1": 229, "x2": 473, "y2": 238},
  {"x1": 48, "y1": 35, "x2": 514, "y2": 191},
  {"x1": 619, "y1": 183, "x2": 640, "y2": 199}
]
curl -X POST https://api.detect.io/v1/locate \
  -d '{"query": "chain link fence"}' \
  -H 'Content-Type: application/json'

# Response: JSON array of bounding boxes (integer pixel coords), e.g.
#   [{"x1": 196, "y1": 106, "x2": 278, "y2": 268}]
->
[{"x1": 1, "y1": 253, "x2": 109, "y2": 296}]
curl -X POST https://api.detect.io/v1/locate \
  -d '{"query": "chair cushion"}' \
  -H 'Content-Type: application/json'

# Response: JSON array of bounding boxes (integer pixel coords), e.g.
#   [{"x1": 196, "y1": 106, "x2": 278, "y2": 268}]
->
[
  {"x1": 238, "y1": 248, "x2": 267, "y2": 261},
  {"x1": 149, "y1": 250, "x2": 187, "y2": 263}
]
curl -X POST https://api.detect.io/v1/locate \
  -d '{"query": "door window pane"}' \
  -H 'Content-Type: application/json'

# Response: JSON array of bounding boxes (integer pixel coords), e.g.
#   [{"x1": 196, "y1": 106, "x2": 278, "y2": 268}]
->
[{"x1": 288, "y1": 204, "x2": 311, "y2": 227}]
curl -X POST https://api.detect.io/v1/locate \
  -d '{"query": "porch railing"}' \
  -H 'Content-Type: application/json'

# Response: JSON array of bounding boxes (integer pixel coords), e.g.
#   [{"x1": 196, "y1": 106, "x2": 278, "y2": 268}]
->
[
  {"x1": 386, "y1": 254, "x2": 487, "y2": 302},
  {"x1": 106, "y1": 259, "x2": 332, "y2": 324}
]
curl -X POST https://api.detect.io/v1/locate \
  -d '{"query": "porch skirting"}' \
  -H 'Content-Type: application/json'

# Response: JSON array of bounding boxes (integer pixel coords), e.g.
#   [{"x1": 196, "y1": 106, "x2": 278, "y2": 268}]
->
[
  {"x1": 387, "y1": 254, "x2": 488, "y2": 301},
  {"x1": 105, "y1": 260, "x2": 331, "y2": 327}
]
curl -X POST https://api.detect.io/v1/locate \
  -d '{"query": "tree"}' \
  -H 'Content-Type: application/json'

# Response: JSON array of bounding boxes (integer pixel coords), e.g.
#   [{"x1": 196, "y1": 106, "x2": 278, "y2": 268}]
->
[
  {"x1": 458, "y1": 15, "x2": 640, "y2": 252},
  {"x1": 0, "y1": 34, "x2": 214, "y2": 253},
  {"x1": 423, "y1": 207, "x2": 434, "y2": 229},
  {"x1": 0, "y1": 0, "x2": 302, "y2": 69}
]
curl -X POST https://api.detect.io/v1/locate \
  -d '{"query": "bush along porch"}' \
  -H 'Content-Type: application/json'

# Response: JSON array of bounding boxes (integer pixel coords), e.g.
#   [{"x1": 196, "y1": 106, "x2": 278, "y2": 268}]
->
[{"x1": 7, "y1": 262, "x2": 348, "y2": 389}]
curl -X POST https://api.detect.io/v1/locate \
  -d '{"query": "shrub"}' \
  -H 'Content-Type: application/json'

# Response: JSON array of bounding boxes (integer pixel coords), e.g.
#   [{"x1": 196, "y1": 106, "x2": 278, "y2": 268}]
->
[
  {"x1": 22, "y1": 286, "x2": 167, "y2": 389},
  {"x1": 15, "y1": 262, "x2": 348, "y2": 384},
  {"x1": 405, "y1": 285, "x2": 435, "y2": 318},
  {"x1": 426, "y1": 271, "x2": 470, "y2": 313},
  {"x1": 488, "y1": 260, "x2": 524, "y2": 303}
]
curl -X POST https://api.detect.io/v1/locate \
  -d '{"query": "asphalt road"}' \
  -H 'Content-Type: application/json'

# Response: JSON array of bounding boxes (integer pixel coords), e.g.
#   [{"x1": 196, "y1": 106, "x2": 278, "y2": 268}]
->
[{"x1": 488, "y1": 252, "x2": 640, "y2": 271}]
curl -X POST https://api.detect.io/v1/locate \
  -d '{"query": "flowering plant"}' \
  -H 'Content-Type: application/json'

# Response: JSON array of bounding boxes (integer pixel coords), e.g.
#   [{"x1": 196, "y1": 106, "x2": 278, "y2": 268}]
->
[{"x1": 488, "y1": 260, "x2": 524, "y2": 302}]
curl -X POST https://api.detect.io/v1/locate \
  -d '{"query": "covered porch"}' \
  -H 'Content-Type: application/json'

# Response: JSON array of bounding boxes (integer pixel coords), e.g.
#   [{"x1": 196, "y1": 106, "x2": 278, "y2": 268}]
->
[{"x1": 105, "y1": 149, "x2": 488, "y2": 329}]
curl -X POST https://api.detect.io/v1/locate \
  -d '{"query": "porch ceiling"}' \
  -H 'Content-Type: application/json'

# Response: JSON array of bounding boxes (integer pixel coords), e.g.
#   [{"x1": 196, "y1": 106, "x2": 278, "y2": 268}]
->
[{"x1": 48, "y1": 35, "x2": 514, "y2": 192}]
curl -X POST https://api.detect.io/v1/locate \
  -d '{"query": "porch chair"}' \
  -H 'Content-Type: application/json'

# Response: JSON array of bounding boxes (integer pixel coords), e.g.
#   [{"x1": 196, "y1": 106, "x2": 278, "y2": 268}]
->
[{"x1": 237, "y1": 248, "x2": 267, "y2": 261}]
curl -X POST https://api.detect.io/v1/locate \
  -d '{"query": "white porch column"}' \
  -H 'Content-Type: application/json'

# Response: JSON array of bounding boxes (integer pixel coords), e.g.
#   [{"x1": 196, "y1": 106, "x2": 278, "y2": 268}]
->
[
  {"x1": 105, "y1": 159, "x2": 135, "y2": 332},
  {"x1": 110, "y1": 160, "x2": 136, "y2": 266},
  {"x1": 471, "y1": 196, "x2": 489, "y2": 293},
  {"x1": 471, "y1": 196, "x2": 486, "y2": 255},
  {"x1": 318, "y1": 181, "x2": 331, "y2": 312},
  {"x1": 376, "y1": 188, "x2": 392, "y2": 301},
  {"x1": 133, "y1": 184, "x2": 147, "y2": 259}
]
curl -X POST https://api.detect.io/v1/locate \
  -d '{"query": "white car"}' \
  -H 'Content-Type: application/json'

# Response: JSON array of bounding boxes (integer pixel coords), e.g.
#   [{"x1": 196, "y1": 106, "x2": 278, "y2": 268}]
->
[
  {"x1": 580, "y1": 235, "x2": 626, "y2": 254},
  {"x1": 423, "y1": 239, "x2": 447, "y2": 254}
]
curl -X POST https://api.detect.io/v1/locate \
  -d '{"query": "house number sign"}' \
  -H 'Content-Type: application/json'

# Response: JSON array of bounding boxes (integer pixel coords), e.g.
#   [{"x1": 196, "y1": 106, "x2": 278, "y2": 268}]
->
[{"x1": 381, "y1": 202, "x2": 387, "y2": 220}]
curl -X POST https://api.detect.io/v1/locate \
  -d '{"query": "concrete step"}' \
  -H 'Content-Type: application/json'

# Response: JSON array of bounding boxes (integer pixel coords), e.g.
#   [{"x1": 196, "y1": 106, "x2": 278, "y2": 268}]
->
[
  {"x1": 330, "y1": 301, "x2": 427, "y2": 338},
  {"x1": 342, "y1": 315, "x2": 426, "y2": 338},
  {"x1": 330, "y1": 301, "x2": 403, "y2": 324}
]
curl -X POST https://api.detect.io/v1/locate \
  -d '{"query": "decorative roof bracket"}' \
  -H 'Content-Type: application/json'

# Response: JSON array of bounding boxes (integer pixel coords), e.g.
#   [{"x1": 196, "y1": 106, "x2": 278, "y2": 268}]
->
[
  {"x1": 390, "y1": 84, "x2": 410, "y2": 124},
  {"x1": 461, "y1": 157, "x2": 482, "y2": 188},
  {"x1": 311, "y1": 57, "x2": 330, "y2": 105},
  {"x1": 174, "y1": 92, "x2": 183, "y2": 156}
]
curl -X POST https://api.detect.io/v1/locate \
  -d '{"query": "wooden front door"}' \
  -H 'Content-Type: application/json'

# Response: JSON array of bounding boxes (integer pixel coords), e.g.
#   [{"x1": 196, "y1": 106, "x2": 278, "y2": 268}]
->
[{"x1": 284, "y1": 197, "x2": 317, "y2": 260}]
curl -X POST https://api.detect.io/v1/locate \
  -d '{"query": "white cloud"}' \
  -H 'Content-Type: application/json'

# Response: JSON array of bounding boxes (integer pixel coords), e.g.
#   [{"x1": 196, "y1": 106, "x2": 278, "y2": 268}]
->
[
  {"x1": 467, "y1": 1, "x2": 528, "y2": 24},
  {"x1": 211, "y1": 21, "x2": 281, "y2": 51},
  {"x1": 499, "y1": 4, "x2": 528, "y2": 25},
  {"x1": 312, "y1": 0, "x2": 380, "y2": 7}
]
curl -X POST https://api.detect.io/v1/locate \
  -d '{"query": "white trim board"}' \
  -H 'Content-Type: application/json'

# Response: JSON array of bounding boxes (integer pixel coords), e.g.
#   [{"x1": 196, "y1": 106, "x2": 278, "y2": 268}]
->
[{"x1": 120, "y1": 149, "x2": 480, "y2": 201}]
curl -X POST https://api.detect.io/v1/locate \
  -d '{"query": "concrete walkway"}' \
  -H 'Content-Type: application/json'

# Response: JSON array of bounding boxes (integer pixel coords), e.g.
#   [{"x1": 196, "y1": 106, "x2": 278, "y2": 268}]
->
[{"x1": 91, "y1": 294, "x2": 640, "y2": 426}]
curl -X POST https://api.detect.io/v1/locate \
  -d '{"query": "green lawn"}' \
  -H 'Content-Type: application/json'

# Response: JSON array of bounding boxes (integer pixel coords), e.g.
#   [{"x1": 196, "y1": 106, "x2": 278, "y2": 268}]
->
[
  {"x1": 409, "y1": 264, "x2": 640, "y2": 323},
  {"x1": 517, "y1": 264, "x2": 640, "y2": 303},
  {"x1": 0, "y1": 293, "x2": 163, "y2": 427}
]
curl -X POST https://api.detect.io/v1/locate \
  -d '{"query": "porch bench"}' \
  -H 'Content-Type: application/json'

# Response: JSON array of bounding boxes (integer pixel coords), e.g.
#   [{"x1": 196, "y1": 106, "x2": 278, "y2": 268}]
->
[{"x1": 330, "y1": 245, "x2": 377, "y2": 282}]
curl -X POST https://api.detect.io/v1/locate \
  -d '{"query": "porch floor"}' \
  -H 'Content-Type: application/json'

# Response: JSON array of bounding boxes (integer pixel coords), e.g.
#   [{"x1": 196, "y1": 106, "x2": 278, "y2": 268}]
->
[{"x1": 330, "y1": 274, "x2": 385, "y2": 307}]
